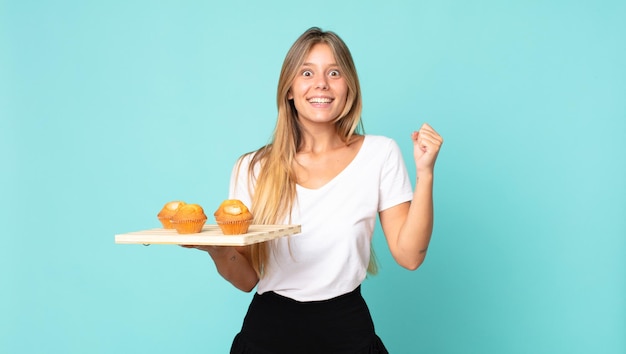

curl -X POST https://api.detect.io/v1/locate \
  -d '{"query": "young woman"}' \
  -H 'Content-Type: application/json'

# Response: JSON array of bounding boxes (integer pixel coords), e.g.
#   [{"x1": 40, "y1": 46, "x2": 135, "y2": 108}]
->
[{"x1": 187, "y1": 27, "x2": 443, "y2": 353}]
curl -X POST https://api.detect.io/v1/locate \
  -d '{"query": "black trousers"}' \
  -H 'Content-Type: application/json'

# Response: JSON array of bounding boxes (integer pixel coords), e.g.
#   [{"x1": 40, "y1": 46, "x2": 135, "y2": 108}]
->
[{"x1": 230, "y1": 286, "x2": 389, "y2": 354}]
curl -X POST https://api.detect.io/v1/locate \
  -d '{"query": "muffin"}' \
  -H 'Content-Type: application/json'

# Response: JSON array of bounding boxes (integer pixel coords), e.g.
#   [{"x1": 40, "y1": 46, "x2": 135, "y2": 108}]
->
[
  {"x1": 157, "y1": 200, "x2": 186, "y2": 229},
  {"x1": 171, "y1": 203, "x2": 207, "y2": 234},
  {"x1": 214, "y1": 199, "x2": 254, "y2": 235}
]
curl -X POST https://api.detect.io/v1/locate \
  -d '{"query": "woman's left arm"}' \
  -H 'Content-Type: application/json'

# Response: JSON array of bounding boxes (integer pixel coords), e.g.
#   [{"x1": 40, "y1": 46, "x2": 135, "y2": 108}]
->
[{"x1": 379, "y1": 123, "x2": 443, "y2": 270}]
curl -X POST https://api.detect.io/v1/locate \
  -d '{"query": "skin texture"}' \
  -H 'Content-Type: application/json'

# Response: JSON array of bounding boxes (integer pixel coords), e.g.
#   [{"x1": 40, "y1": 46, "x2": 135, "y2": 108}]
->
[{"x1": 184, "y1": 43, "x2": 443, "y2": 292}]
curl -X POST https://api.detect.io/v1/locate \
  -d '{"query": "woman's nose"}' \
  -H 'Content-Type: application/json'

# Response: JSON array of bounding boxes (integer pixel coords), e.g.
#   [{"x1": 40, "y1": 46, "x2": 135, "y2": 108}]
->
[{"x1": 315, "y1": 76, "x2": 329, "y2": 89}]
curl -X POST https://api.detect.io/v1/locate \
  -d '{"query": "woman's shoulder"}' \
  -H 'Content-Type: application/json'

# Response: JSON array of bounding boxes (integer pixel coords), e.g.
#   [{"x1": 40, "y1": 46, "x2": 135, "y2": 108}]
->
[
  {"x1": 237, "y1": 144, "x2": 269, "y2": 164},
  {"x1": 363, "y1": 134, "x2": 399, "y2": 148}
]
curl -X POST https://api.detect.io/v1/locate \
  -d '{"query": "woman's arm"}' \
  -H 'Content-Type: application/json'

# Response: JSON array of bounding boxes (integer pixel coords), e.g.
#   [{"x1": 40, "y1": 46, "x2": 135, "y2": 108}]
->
[
  {"x1": 183, "y1": 245, "x2": 259, "y2": 292},
  {"x1": 379, "y1": 123, "x2": 443, "y2": 270},
  {"x1": 185, "y1": 154, "x2": 259, "y2": 292}
]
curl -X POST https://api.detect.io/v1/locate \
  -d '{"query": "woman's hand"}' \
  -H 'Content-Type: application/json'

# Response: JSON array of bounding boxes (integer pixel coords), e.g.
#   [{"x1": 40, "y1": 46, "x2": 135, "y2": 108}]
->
[
  {"x1": 180, "y1": 244, "x2": 259, "y2": 292},
  {"x1": 412, "y1": 123, "x2": 443, "y2": 176},
  {"x1": 180, "y1": 244, "x2": 230, "y2": 257}
]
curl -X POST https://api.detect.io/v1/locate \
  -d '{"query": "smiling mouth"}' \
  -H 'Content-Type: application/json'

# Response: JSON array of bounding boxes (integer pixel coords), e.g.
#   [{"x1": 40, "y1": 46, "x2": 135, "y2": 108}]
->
[{"x1": 308, "y1": 97, "x2": 333, "y2": 103}]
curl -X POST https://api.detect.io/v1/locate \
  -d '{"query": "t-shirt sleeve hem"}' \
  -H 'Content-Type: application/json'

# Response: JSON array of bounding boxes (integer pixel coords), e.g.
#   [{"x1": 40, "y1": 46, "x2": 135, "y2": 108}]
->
[{"x1": 378, "y1": 192, "x2": 414, "y2": 212}]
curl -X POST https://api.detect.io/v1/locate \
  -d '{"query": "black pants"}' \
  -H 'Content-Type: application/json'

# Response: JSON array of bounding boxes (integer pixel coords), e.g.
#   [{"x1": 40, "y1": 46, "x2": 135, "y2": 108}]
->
[{"x1": 230, "y1": 286, "x2": 389, "y2": 354}]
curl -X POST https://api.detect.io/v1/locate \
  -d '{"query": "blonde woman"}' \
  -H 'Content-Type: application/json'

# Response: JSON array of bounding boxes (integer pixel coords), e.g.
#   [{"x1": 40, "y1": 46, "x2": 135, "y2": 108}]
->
[{"x1": 188, "y1": 27, "x2": 443, "y2": 353}]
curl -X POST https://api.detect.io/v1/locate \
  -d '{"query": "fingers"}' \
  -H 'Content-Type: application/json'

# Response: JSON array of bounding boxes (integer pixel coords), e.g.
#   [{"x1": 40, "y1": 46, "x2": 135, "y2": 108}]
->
[
  {"x1": 413, "y1": 124, "x2": 443, "y2": 150},
  {"x1": 419, "y1": 123, "x2": 443, "y2": 145},
  {"x1": 180, "y1": 244, "x2": 208, "y2": 251}
]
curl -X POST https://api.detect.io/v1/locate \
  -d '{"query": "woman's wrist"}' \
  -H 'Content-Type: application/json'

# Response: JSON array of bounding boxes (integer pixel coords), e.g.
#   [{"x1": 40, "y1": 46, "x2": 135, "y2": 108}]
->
[{"x1": 416, "y1": 170, "x2": 434, "y2": 182}]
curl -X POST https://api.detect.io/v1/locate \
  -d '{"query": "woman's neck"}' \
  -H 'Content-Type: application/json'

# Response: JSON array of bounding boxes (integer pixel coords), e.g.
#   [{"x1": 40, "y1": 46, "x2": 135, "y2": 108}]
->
[{"x1": 298, "y1": 124, "x2": 344, "y2": 154}]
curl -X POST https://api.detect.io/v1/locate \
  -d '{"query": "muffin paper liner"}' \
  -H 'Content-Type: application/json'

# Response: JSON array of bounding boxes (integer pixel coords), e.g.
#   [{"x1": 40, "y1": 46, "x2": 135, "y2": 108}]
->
[
  {"x1": 171, "y1": 218, "x2": 207, "y2": 234},
  {"x1": 216, "y1": 219, "x2": 253, "y2": 235}
]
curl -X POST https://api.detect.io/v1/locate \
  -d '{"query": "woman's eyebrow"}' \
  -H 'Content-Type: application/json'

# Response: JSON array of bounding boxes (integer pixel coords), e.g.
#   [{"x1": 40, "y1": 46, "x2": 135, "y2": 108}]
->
[{"x1": 300, "y1": 62, "x2": 339, "y2": 67}]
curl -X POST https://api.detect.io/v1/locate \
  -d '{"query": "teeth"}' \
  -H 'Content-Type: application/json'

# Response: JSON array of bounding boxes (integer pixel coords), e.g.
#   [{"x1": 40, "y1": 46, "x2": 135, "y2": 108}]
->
[{"x1": 309, "y1": 97, "x2": 331, "y2": 103}]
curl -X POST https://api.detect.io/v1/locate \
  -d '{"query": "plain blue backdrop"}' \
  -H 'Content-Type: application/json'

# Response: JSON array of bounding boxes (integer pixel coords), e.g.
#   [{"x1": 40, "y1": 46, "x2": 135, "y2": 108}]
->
[{"x1": 2, "y1": 1, "x2": 624, "y2": 353}]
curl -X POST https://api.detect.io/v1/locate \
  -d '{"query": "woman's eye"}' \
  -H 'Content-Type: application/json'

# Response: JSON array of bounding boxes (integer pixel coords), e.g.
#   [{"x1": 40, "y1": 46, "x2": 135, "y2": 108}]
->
[
  {"x1": 329, "y1": 70, "x2": 340, "y2": 77},
  {"x1": 302, "y1": 70, "x2": 313, "y2": 77}
]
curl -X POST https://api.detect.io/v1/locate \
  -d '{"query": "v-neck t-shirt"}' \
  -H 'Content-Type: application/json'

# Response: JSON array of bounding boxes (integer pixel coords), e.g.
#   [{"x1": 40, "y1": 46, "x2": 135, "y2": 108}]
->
[{"x1": 228, "y1": 135, "x2": 413, "y2": 301}]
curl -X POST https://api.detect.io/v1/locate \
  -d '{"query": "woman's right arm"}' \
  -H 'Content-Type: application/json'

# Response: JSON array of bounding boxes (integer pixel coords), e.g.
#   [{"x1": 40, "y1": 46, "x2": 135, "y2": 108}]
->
[
  {"x1": 185, "y1": 245, "x2": 259, "y2": 292},
  {"x1": 187, "y1": 154, "x2": 259, "y2": 292}
]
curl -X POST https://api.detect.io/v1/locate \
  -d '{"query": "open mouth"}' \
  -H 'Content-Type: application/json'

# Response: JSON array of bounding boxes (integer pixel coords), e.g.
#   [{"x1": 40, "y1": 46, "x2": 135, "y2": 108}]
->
[{"x1": 308, "y1": 97, "x2": 333, "y2": 104}]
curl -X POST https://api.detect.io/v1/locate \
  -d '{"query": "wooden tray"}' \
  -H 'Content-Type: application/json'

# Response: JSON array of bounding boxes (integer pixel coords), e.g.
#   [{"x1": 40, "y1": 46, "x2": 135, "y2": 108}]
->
[{"x1": 115, "y1": 224, "x2": 301, "y2": 246}]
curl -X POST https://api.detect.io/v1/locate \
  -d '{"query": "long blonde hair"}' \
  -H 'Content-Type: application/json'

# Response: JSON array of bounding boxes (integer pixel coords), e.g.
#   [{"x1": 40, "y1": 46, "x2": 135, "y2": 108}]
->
[{"x1": 242, "y1": 27, "x2": 378, "y2": 277}]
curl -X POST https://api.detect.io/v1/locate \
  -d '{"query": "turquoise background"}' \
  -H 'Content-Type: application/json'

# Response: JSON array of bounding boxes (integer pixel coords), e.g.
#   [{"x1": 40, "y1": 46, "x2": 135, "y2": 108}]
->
[{"x1": 2, "y1": 0, "x2": 624, "y2": 353}]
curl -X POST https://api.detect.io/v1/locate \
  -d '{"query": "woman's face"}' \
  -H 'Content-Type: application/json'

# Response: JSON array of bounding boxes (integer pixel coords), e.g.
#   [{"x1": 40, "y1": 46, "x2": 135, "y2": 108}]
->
[{"x1": 288, "y1": 43, "x2": 348, "y2": 126}]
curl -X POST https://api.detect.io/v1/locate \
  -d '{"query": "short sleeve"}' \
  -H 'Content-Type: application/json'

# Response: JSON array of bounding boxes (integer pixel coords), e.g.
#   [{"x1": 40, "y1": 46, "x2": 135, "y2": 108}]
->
[{"x1": 378, "y1": 138, "x2": 413, "y2": 211}]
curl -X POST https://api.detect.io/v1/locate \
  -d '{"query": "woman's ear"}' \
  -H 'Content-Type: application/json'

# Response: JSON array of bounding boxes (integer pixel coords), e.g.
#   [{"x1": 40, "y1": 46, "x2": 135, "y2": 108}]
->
[{"x1": 287, "y1": 89, "x2": 293, "y2": 100}]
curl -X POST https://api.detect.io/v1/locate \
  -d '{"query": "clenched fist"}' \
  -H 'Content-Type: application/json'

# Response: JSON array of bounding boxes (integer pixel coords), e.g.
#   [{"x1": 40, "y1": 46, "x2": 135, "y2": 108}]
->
[{"x1": 411, "y1": 123, "x2": 443, "y2": 176}]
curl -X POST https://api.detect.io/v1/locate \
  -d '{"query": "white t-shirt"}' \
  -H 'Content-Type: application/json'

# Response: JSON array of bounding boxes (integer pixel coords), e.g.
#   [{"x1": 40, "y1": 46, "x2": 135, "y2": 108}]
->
[{"x1": 229, "y1": 135, "x2": 413, "y2": 301}]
